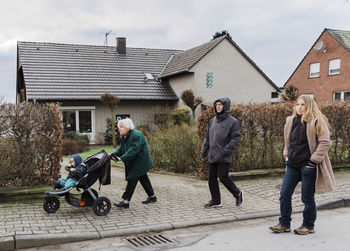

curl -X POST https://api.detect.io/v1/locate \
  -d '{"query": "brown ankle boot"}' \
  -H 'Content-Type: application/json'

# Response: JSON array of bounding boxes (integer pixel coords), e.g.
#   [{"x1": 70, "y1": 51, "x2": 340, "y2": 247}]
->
[{"x1": 269, "y1": 224, "x2": 291, "y2": 233}]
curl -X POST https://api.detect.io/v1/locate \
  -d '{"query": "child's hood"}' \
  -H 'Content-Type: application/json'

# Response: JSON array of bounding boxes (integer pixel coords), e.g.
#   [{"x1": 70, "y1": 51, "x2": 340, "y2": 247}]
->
[{"x1": 72, "y1": 155, "x2": 83, "y2": 166}]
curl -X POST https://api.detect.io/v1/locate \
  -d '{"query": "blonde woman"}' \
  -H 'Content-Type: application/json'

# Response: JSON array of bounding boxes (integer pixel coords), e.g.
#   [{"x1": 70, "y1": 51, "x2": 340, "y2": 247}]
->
[{"x1": 270, "y1": 95, "x2": 335, "y2": 235}]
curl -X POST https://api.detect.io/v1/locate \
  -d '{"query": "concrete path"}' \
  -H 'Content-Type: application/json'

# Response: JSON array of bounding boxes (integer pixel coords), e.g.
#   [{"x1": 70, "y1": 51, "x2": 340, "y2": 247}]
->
[{"x1": 0, "y1": 165, "x2": 349, "y2": 250}]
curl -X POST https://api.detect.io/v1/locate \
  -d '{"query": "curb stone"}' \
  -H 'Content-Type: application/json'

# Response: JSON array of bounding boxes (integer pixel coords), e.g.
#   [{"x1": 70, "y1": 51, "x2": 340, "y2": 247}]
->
[
  {"x1": 15, "y1": 231, "x2": 100, "y2": 249},
  {"x1": 0, "y1": 236, "x2": 14, "y2": 251},
  {"x1": 1, "y1": 198, "x2": 350, "y2": 250}
]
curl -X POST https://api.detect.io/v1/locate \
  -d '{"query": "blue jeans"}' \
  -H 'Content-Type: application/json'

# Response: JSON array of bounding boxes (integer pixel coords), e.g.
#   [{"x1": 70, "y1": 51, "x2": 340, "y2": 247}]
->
[
  {"x1": 279, "y1": 164, "x2": 316, "y2": 229},
  {"x1": 58, "y1": 177, "x2": 77, "y2": 189}
]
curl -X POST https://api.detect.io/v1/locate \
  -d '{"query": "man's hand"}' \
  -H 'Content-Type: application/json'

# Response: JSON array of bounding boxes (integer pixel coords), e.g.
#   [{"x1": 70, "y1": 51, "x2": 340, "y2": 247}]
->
[{"x1": 70, "y1": 168, "x2": 75, "y2": 172}]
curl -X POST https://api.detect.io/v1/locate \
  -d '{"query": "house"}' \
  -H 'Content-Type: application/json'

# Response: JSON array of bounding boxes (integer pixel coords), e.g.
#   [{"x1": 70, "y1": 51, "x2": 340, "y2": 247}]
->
[
  {"x1": 159, "y1": 35, "x2": 280, "y2": 109},
  {"x1": 284, "y1": 28, "x2": 350, "y2": 101},
  {"x1": 16, "y1": 35, "x2": 279, "y2": 144}
]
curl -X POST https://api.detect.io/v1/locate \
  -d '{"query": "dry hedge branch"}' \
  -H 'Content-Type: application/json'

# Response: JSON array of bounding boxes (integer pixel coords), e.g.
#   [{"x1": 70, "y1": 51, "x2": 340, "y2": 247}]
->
[{"x1": 0, "y1": 102, "x2": 63, "y2": 187}]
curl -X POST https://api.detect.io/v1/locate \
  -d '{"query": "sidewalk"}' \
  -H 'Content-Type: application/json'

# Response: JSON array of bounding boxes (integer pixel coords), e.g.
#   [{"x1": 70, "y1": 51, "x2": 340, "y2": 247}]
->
[{"x1": 1, "y1": 166, "x2": 350, "y2": 250}]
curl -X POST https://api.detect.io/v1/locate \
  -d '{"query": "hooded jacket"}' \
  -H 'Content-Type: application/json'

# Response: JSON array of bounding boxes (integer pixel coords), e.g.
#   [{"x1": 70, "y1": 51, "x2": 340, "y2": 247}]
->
[
  {"x1": 67, "y1": 154, "x2": 87, "y2": 180},
  {"x1": 200, "y1": 98, "x2": 241, "y2": 163}
]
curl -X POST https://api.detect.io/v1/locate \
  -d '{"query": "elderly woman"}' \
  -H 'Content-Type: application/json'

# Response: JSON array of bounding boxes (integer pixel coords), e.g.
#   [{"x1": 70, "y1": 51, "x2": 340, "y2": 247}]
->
[{"x1": 112, "y1": 118, "x2": 157, "y2": 208}]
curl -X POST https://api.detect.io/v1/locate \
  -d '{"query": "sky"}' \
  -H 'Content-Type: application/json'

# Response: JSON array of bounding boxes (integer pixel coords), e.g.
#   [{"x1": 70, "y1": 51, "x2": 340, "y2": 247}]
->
[{"x1": 1, "y1": 0, "x2": 350, "y2": 103}]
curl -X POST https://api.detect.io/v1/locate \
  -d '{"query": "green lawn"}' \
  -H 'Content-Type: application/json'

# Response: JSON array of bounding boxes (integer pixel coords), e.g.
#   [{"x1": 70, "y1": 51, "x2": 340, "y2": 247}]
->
[{"x1": 79, "y1": 145, "x2": 116, "y2": 160}]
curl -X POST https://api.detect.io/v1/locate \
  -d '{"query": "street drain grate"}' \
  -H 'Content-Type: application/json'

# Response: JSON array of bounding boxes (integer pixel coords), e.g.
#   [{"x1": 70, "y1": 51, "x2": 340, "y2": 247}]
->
[{"x1": 126, "y1": 234, "x2": 174, "y2": 248}]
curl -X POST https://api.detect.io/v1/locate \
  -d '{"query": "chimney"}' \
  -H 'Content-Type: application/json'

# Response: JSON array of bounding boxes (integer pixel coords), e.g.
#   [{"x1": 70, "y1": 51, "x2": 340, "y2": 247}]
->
[{"x1": 116, "y1": 37, "x2": 126, "y2": 54}]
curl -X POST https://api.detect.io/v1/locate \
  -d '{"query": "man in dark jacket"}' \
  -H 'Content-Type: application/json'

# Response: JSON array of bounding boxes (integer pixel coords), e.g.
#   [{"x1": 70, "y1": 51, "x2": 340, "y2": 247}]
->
[{"x1": 200, "y1": 97, "x2": 243, "y2": 208}]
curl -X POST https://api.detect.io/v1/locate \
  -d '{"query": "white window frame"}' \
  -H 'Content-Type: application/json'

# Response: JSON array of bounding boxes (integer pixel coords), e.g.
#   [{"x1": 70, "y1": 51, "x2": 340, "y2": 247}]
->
[
  {"x1": 309, "y1": 63, "x2": 320, "y2": 78},
  {"x1": 333, "y1": 91, "x2": 350, "y2": 101},
  {"x1": 329, "y1": 58, "x2": 340, "y2": 75},
  {"x1": 61, "y1": 106, "x2": 96, "y2": 144},
  {"x1": 206, "y1": 72, "x2": 214, "y2": 88}
]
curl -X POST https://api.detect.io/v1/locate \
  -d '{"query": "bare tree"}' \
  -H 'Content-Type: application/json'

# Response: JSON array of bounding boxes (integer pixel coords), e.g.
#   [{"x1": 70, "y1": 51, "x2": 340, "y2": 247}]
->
[
  {"x1": 212, "y1": 30, "x2": 232, "y2": 40},
  {"x1": 100, "y1": 93, "x2": 120, "y2": 148},
  {"x1": 281, "y1": 85, "x2": 299, "y2": 102},
  {"x1": 180, "y1": 89, "x2": 203, "y2": 123}
]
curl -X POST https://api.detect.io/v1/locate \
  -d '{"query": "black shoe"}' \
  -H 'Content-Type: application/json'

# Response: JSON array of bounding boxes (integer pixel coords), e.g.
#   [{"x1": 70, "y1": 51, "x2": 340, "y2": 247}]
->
[
  {"x1": 114, "y1": 200, "x2": 129, "y2": 208},
  {"x1": 236, "y1": 191, "x2": 244, "y2": 206},
  {"x1": 204, "y1": 200, "x2": 222, "y2": 208},
  {"x1": 142, "y1": 196, "x2": 157, "y2": 204}
]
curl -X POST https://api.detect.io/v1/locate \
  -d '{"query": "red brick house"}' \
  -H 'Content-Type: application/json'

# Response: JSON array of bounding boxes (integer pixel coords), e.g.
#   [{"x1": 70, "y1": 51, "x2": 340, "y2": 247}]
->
[{"x1": 284, "y1": 28, "x2": 350, "y2": 101}]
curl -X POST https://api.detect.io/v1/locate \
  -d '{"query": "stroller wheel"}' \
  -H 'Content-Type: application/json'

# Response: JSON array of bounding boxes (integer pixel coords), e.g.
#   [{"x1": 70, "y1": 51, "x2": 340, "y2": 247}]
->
[
  {"x1": 93, "y1": 197, "x2": 111, "y2": 216},
  {"x1": 43, "y1": 197, "x2": 60, "y2": 213}
]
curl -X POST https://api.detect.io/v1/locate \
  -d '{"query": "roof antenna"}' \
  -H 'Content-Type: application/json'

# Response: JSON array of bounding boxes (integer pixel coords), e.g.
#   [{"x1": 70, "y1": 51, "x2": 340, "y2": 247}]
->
[{"x1": 97, "y1": 30, "x2": 115, "y2": 46}]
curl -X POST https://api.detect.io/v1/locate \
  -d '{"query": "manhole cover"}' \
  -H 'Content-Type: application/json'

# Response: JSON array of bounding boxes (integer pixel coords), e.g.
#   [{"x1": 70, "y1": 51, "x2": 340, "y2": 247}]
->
[{"x1": 125, "y1": 233, "x2": 174, "y2": 248}]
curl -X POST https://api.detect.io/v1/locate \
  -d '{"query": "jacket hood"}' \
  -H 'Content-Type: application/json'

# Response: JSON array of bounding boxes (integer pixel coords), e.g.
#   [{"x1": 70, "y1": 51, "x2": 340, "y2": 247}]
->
[
  {"x1": 214, "y1": 97, "x2": 231, "y2": 115},
  {"x1": 72, "y1": 154, "x2": 83, "y2": 166}
]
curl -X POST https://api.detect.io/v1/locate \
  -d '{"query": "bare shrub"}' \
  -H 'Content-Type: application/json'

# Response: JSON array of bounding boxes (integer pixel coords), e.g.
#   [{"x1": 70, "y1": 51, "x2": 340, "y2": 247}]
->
[
  {"x1": 0, "y1": 102, "x2": 63, "y2": 187},
  {"x1": 62, "y1": 138, "x2": 89, "y2": 155},
  {"x1": 149, "y1": 124, "x2": 198, "y2": 173}
]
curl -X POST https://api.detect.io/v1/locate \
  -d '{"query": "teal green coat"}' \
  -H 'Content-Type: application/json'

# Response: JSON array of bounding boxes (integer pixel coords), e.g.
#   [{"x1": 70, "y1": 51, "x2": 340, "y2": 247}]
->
[{"x1": 114, "y1": 129, "x2": 152, "y2": 180}]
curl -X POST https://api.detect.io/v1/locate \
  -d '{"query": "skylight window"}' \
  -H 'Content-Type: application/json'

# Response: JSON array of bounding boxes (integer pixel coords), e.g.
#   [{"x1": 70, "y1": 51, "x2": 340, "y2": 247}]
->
[{"x1": 144, "y1": 72, "x2": 155, "y2": 81}]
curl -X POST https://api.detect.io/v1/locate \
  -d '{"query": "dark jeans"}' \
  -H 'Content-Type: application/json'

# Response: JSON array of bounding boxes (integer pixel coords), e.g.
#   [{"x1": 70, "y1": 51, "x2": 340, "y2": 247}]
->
[
  {"x1": 209, "y1": 163, "x2": 241, "y2": 204},
  {"x1": 122, "y1": 173, "x2": 155, "y2": 201},
  {"x1": 279, "y1": 164, "x2": 317, "y2": 229}
]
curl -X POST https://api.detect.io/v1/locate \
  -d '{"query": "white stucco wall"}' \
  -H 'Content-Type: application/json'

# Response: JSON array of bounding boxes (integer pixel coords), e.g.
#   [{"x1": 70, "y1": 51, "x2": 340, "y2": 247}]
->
[
  {"x1": 61, "y1": 100, "x2": 175, "y2": 144},
  {"x1": 169, "y1": 39, "x2": 277, "y2": 109},
  {"x1": 94, "y1": 101, "x2": 175, "y2": 143}
]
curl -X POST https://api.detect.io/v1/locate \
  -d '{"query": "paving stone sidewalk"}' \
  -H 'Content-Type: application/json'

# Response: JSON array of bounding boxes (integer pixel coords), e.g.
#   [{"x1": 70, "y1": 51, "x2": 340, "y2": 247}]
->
[{"x1": 1, "y1": 167, "x2": 350, "y2": 250}]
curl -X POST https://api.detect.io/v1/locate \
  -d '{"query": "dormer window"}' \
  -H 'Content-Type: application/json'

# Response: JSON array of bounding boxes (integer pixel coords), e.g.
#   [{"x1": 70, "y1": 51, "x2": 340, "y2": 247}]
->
[
  {"x1": 309, "y1": 63, "x2": 320, "y2": 78},
  {"x1": 329, "y1": 58, "x2": 340, "y2": 75},
  {"x1": 144, "y1": 72, "x2": 155, "y2": 83}
]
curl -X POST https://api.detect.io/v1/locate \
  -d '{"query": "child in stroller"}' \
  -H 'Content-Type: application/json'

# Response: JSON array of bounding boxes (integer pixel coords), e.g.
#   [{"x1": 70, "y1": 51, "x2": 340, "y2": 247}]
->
[
  {"x1": 44, "y1": 150, "x2": 112, "y2": 216},
  {"x1": 53, "y1": 154, "x2": 87, "y2": 191}
]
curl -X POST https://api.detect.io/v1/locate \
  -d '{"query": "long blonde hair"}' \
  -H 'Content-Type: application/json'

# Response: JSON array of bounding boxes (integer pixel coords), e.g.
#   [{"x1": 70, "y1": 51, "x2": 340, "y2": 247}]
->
[{"x1": 292, "y1": 95, "x2": 329, "y2": 136}]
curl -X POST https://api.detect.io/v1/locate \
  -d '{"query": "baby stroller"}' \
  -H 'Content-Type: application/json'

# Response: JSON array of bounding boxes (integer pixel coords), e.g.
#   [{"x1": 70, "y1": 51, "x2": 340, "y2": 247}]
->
[{"x1": 43, "y1": 150, "x2": 112, "y2": 216}]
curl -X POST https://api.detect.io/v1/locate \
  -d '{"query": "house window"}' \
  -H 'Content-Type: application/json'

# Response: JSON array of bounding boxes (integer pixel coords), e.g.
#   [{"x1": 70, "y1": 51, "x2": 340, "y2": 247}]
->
[
  {"x1": 271, "y1": 92, "x2": 278, "y2": 98},
  {"x1": 304, "y1": 93, "x2": 315, "y2": 98},
  {"x1": 329, "y1": 58, "x2": 340, "y2": 75},
  {"x1": 334, "y1": 91, "x2": 350, "y2": 101},
  {"x1": 206, "y1": 72, "x2": 214, "y2": 88},
  {"x1": 116, "y1": 114, "x2": 130, "y2": 121},
  {"x1": 63, "y1": 110, "x2": 92, "y2": 133},
  {"x1": 309, "y1": 63, "x2": 320, "y2": 78},
  {"x1": 79, "y1": 111, "x2": 92, "y2": 133},
  {"x1": 63, "y1": 111, "x2": 76, "y2": 133}
]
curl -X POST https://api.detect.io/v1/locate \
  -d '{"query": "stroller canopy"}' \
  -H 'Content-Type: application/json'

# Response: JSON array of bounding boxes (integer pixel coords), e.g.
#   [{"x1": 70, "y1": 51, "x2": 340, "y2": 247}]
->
[{"x1": 84, "y1": 150, "x2": 111, "y2": 187}]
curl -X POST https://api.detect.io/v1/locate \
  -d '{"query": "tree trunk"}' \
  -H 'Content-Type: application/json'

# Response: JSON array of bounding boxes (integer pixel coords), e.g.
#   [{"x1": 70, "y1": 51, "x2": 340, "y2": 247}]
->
[{"x1": 111, "y1": 108, "x2": 117, "y2": 148}]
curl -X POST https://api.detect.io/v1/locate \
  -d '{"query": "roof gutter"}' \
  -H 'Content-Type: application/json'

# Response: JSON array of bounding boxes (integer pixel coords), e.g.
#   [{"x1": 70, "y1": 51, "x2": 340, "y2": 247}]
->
[{"x1": 158, "y1": 54, "x2": 174, "y2": 79}]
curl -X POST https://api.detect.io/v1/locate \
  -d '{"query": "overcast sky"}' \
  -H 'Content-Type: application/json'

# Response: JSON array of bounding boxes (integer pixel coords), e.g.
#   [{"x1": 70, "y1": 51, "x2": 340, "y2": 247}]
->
[{"x1": 1, "y1": 0, "x2": 350, "y2": 103}]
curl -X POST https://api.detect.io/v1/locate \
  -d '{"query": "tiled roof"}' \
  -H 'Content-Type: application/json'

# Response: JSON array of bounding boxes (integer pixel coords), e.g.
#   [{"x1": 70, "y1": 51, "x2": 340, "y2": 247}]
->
[
  {"x1": 18, "y1": 41, "x2": 181, "y2": 101},
  {"x1": 327, "y1": 29, "x2": 350, "y2": 52},
  {"x1": 159, "y1": 35, "x2": 279, "y2": 91},
  {"x1": 159, "y1": 36, "x2": 226, "y2": 78}
]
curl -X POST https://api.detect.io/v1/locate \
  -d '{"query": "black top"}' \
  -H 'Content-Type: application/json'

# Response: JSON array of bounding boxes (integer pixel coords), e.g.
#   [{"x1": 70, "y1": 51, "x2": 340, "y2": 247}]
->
[{"x1": 288, "y1": 116, "x2": 311, "y2": 168}]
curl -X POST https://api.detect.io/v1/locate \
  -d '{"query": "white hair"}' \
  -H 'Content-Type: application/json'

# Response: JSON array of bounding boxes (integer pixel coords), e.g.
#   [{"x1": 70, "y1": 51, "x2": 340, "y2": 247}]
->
[{"x1": 117, "y1": 118, "x2": 135, "y2": 130}]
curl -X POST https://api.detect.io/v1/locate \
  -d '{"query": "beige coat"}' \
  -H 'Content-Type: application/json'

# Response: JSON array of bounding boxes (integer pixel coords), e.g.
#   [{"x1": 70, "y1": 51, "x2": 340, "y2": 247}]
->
[{"x1": 283, "y1": 116, "x2": 335, "y2": 193}]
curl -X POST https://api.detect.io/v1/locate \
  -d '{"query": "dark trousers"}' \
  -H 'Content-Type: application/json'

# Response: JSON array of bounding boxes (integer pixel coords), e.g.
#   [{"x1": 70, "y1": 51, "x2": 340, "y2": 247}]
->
[
  {"x1": 122, "y1": 173, "x2": 155, "y2": 201},
  {"x1": 209, "y1": 163, "x2": 241, "y2": 204},
  {"x1": 279, "y1": 165, "x2": 317, "y2": 229}
]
